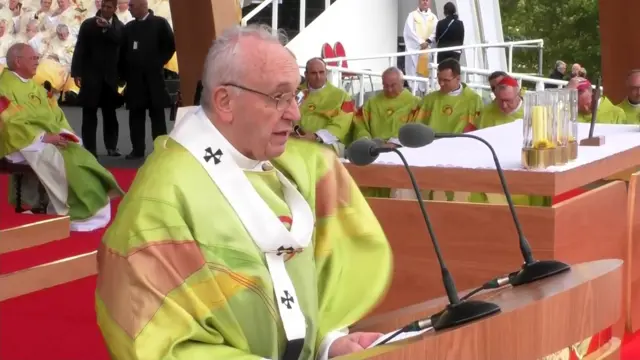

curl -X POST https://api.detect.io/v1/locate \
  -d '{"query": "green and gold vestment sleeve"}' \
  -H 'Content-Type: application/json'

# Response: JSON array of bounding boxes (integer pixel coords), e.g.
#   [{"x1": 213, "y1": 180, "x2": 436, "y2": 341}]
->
[
  {"x1": 312, "y1": 149, "x2": 393, "y2": 349},
  {"x1": 96, "y1": 199, "x2": 265, "y2": 360}
]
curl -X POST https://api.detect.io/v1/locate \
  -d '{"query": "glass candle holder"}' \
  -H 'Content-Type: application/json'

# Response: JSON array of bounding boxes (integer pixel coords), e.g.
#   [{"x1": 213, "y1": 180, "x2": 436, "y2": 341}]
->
[{"x1": 522, "y1": 91, "x2": 558, "y2": 169}]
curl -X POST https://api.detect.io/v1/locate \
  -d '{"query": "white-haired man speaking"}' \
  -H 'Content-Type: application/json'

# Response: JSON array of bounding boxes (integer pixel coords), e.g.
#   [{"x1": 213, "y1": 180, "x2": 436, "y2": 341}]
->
[{"x1": 96, "y1": 24, "x2": 392, "y2": 359}]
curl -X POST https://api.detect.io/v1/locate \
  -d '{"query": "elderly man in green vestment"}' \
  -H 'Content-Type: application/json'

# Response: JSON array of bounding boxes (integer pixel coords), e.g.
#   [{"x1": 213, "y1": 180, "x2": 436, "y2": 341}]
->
[
  {"x1": 0, "y1": 43, "x2": 123, "y2": 231},
  {"x1": 617, "y1": 69, "x2": 640, "y2": 124},
  {"x1": 294, "y1": 57, "x2": 355, "y2": 156},
  {"x1": 96, "y1": 24, "x2": 392, "y2": 359},
  {"x1": 467, "y1": 76, "x2": 545, "y2": 205},
  {"x1": 353, "y1": 66, "x2": 420, "y2": 198},
  {"x1": 473, "y1": 76, "x2": 523, "y2": 130},
  {"x1": 568, "y1": 77, "x2": 626, "y2": 124}
]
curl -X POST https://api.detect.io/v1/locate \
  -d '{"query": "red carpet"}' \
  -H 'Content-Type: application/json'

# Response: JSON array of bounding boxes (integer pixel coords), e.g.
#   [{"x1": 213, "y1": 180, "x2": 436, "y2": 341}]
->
[{"x1": 0, "y1": 171, "x2": 639, "y2": 359}]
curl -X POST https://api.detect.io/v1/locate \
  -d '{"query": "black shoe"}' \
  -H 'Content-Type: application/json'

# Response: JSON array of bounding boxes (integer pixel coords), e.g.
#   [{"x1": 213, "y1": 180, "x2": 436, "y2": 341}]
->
[
  {"x1": 107, "y1": 149, "x2": 122, "y2": 157},
  {"x1": 125, "y1": 152, "x2": 144, "y2": 160}
]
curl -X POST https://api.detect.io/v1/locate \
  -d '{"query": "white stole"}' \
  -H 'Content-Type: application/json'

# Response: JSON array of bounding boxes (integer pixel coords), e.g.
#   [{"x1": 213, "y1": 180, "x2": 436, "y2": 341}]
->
[{"x1": 169, "y1": 107, "x2": 314, "y2": 343}]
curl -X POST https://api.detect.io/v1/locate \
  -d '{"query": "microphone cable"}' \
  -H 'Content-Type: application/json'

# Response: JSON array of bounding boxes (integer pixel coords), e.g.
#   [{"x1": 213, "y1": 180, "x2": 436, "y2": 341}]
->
[{"x1": 374, "y1": 271, "x2": 517, "y2": 346}]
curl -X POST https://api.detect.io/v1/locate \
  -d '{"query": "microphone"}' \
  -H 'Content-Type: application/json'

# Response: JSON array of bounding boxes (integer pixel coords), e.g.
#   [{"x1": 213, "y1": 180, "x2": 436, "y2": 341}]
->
[
  {"x1": 347, "y1": 138, "x2": 501, "y2": 331},
  {"x1": 399, "y1": 123, "x2": 571, "y2": 286},
  {"x1": 346, "y1": 138, "x2": 396, "y2": 166}
]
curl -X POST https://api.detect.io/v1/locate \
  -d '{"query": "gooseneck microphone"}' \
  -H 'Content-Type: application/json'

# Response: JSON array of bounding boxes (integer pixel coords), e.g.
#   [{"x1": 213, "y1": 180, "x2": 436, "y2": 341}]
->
[
  {"x1": 347, "y1": 138, "x2": 501, "y2": 331},
  {"x1": 398, "y1": 123, "x2": 571, "y2": 286}
]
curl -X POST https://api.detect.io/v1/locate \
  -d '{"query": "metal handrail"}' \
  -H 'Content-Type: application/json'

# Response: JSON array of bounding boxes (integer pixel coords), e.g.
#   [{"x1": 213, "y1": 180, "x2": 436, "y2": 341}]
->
[{"x1": 322, "y1": 39, "x2": 544, "y2": 63}]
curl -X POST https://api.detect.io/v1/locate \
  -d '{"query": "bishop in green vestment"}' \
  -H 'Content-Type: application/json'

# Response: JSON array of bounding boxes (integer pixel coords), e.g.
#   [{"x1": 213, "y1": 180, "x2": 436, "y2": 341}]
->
[
  {"x1": 617, "y1": 70, "x2": 640, "y2": 124},
  {"x1": 352, "y1": 67, "x2": 420, "y2": 198},
  {"x1": 0, "y1": 44, "x2": 123, "y2": 231},
  {"x1": 570, "y1": 78, "x2": 626, "y2": 124},
  {"x1": 295, "y1": 58, "x2": 355, "y2": 156},
  {"x1": 467, "y1": 76, "x2": 548, "y2": 206},
  {"x1": 96, "y1": 26, "x2": 391, "y2": 360}
]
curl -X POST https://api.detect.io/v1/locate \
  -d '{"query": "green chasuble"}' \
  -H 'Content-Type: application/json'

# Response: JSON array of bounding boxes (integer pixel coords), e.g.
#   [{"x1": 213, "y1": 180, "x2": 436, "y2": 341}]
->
[
  {"x1": 96, "y1": 109, "x2": 392, "y2": 359},
  {"x1": 353, "y1": 89, "x2": 420, "y2": 198},
  {"x1": 617, "y1": 98, "x2": 640, "y2": 124},
  {"x1": 577, "y1": 97, "x2": 626, "y2": 124},
  {"x1": 473, "y1": 101, "x2": 523, "y2": 130},
  {"x1": 0, "y1": 70, "x2": 123, "y2": 221},
  {"x1": 352, "y1": 89, "x2": 420, "y2": 140},
  {"x1": 410, "y1": 84, "x2": 483, "y2": 201},
  {"x1": 467, "y1": 102, "x2": 547, "y2": 205},
  {"x1": 299, "y1": 82, "x2": 355, "y2": 146},
  {"x1": 414, "y1": 83, "x2": 484, "y2": 133}
]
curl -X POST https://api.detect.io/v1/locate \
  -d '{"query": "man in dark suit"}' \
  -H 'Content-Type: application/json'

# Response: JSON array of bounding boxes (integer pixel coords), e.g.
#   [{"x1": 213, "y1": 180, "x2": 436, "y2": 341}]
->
[
  {"x1": 119, "y1": 0, "x2": 175, "y2": 159},
  {"x1": 71, "y1": 0, "x2": 124, "y2": 158}
]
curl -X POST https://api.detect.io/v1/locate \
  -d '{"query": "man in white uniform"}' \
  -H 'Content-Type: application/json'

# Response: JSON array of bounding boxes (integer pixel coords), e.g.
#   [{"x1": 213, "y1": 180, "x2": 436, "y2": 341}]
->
[{"x1": 403, "y1": 0, "x2": 437, "y2": 95}]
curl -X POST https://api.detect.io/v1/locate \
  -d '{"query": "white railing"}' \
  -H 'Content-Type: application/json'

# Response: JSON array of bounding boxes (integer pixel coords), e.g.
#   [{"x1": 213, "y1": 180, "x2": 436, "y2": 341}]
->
[
  {"x1": 320, "y1": 64, "x2": 572, "y2": 106},
  {"x1": 241, "y1": 0, "x2": 332, "y2": 33},
  {"x1": 322, "y1": 39, "x2": 545, "y2": 75}
]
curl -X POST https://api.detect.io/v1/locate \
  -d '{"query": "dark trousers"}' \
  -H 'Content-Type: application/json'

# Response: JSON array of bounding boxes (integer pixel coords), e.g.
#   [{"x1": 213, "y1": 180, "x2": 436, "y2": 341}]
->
[
  {"x1": 81, "y1": 105, "x2": 119, "y2": 157},
  {"x1": 129, "y1": 107, "x2": 167, "y2": 155},
  {"x1": 437, "y1": 51, "x2": 462, "y2": 64}
]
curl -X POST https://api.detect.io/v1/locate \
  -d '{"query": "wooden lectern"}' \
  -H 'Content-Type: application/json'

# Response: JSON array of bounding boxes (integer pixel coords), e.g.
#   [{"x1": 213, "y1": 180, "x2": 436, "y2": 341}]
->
[
  {"x1": 345, "y1": 121, "x2": 640, "y2": 335},
  {"x1": 344, "y1": 260, "x2": 622, "y2": 360}
]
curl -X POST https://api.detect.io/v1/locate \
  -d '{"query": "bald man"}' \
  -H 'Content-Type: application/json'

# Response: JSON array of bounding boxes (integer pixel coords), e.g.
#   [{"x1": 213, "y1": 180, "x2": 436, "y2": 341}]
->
[
  {"x1": 352, "y1": 67, "x2": 420, "y2": 198},
  {"x1": 617, "y1": 70, "x2": 640, "y2": 124},
  {"x1": 119, "y1": 0, "x2": 175, "y2": 159},
  {"x1": 0, "y1": 43, "x2": 123, "y2": 230},
  {"x1": 295, "y1": 57, "x2": 355, "y2": 155},
  {"x1": 353, "y1": 67, "x2": 419, "y2": 144}
]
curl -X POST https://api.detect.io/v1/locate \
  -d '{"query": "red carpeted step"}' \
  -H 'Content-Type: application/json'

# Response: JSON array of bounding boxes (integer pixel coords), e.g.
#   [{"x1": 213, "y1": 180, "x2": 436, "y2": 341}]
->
[{"x1": 0, "y1": 276, "x2": 109, "y2": 360}]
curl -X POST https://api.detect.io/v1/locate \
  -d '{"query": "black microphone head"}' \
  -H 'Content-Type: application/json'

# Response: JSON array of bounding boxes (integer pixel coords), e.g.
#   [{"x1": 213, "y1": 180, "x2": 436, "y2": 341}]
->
[
  {"x1": 399, "y1": 123, "x2": 436, "y2": 148},
  {"x1": 347, "y1": 138, "x2": 378, "y2": 166},
  {"x1": 43, "y1": 81, "x2": 52, "y2": 91}
]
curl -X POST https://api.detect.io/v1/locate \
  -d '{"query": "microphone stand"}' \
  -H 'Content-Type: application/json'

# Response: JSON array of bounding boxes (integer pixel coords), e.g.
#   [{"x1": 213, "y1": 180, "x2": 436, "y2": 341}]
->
[
  {"x1": 434, "y1": 133, "x2": 570, "y2": 286},
  {"x1": 388, "y1": 147, "x2": 500, "y2": 330}
]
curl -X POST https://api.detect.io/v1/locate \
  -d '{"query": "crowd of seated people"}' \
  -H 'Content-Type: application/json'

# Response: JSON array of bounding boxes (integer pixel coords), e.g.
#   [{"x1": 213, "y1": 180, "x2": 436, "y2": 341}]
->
[{"x1": 0, "y1": 0, "x2": 177, "y2": 102}]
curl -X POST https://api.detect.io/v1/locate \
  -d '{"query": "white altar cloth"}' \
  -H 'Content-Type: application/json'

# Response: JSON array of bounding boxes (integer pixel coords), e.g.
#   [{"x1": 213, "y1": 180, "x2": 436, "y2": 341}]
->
[{"x1": 344, "y1": 120, "x2": 640, "y2": 173}]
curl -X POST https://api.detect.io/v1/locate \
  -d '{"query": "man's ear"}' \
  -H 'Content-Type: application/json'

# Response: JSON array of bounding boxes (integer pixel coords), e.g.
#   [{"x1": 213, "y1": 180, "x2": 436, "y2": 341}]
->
[{"x1": 213, "y1": 86, "x2": 233, "y2": 123}]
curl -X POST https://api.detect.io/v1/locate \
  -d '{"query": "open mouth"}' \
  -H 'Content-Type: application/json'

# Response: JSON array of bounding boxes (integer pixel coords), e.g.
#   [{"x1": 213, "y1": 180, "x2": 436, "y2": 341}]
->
[{"x1": 273, "y1": 130, "x2": 290, "y2": 136}]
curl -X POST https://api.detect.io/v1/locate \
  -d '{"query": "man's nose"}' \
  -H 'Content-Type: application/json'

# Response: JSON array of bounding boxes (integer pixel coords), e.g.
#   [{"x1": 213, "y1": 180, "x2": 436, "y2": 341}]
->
[{"x1": 283, "y1": 101, "x2": 301, "y2": 122}]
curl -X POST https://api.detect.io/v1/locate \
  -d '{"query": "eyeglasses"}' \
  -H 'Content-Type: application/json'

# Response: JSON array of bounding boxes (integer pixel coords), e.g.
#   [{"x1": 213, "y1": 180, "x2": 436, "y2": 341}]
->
[{"x1": 223, "y1": 83, "x2": 296, "y2": 111}]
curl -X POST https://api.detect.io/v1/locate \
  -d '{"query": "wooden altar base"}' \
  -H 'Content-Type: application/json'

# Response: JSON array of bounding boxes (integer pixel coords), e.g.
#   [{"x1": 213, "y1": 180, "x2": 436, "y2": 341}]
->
[{"x1": 347, "y1": 122, "x2": 640, "y2": 335}]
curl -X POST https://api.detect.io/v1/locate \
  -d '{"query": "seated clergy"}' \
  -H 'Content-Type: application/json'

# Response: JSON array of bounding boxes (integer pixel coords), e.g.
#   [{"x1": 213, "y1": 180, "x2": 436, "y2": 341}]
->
[
  {"x1": 617, "y1": 69, "x2": 640, "y2": 124},
  {"x1": 0, "y1": 43, "x2": 123, "y2": 231},
  {"x1": 352, "y1": 66, "x2": 420, "y2": 198},
  {"x1": 471, "y1": 76, "x2": 523, "y2": 130},
  {"x1": 414, "y1": 58, "x2": 484, "y2": 134},
  {"x1": 95, "y1": 24, "x2": 391, "y2": 359},
  {"x1": 411, "y1": 58, "x2": 483, "y2": 202},
  {"x1": 295, "y1": 57, "x2": 355, "y2": 156},
  {"x1": 568, "y1": 77, "x2": 626, "y2": 124},
  {"x1": 0, "y1": 19, "x2": 16, "y2": 66},
  {"x1": 35, "y1": 23, "x2": 74, "y2": 91},
  {"x1": 468, "y1": 76, "x2": 547, "y2": 206}
]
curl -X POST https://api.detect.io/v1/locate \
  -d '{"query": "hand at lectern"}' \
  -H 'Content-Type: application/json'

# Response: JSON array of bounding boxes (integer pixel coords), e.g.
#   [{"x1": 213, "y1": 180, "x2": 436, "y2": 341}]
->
[{"x1": 329, "y1": 332, "x2": 384, "y2": 358}]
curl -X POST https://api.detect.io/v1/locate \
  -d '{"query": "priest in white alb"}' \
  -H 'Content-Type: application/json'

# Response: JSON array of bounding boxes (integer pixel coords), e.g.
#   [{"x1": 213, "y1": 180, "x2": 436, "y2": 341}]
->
[
  {"x1": 403, "y1": 0, "x2": 437, "y2": 95},
  {"x1": 96, "y1": 24, "x2": 392, "y2": 359}
]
